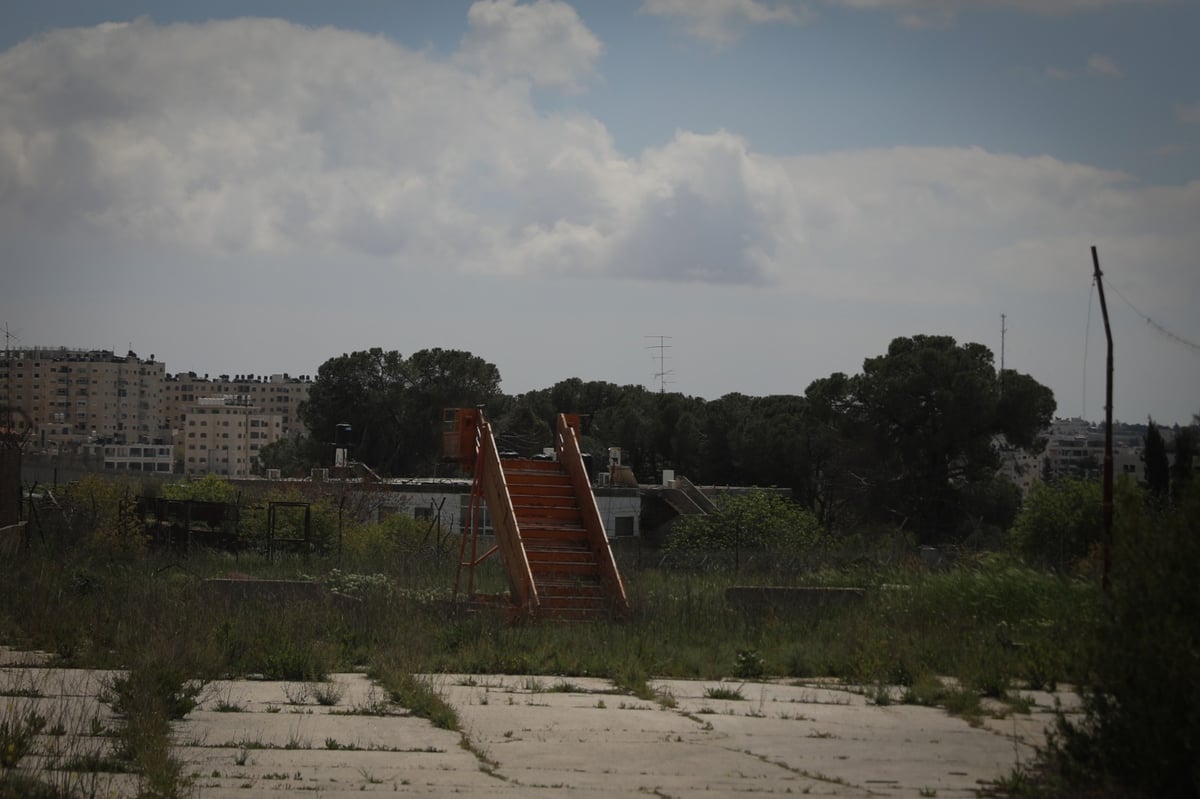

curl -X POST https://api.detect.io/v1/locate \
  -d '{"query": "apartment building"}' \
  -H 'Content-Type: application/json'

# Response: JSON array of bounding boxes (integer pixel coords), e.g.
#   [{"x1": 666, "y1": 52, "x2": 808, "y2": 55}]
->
[
  {"x1": 1042, "y1": 417, "x2": 1144, "y2": 482},
  {"x1": 182, "y1": 396, "x2": 284, "y2": 477},
  {"x1": 0, "y1": 348, "x2": 168, "y2": 449},
  {"x1": 164, "y1": 372, "x2": 311, "y2": 441},
  {"x1": 84, "y1": 442, "x2": 175, "y2": 474}
]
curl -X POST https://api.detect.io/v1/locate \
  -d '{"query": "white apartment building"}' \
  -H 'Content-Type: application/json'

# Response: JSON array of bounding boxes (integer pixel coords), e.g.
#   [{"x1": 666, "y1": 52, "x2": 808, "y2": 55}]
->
[
  {"x1": 1042, "y1": 417, "x2": 1144, "y2": 482},
  {"x1": 182, "y1": 396, "x2": 283, "y2": 477},
  {"x1": 164, "y1": 372, "x2": 311, "y2": 443},
  {"x1": 0, "y1": 348, "x2": 168, "y2": 449}
]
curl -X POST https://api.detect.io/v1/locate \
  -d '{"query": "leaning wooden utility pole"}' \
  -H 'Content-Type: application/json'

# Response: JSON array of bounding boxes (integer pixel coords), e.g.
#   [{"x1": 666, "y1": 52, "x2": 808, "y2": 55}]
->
[{"x1": 1091, "y1": 246, "x2": 1114, "y2": 593}]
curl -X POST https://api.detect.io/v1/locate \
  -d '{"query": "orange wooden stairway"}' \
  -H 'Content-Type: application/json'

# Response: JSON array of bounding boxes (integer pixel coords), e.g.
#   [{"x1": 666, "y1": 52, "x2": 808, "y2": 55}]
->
[{"x1": 445, "y1": 408, "x2": 629, "y2": 620}]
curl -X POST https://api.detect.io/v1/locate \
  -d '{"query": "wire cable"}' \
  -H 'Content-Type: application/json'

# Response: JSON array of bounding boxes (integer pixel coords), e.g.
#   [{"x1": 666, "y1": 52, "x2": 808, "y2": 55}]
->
[
  {"x1": 1107, "y1": 281, "x2": 1200, "y2": 354},
  {"x1": 1083, "y1": 278, "x2": 1095, "y2": 420}
]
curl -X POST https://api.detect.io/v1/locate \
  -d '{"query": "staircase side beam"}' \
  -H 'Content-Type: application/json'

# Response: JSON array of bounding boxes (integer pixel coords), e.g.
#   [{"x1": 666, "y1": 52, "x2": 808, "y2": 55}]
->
[
  {"x1": 555, "y1": 414, "x2": 630, "y2": 615},
  {"x1": 476, "y1": 416, "x2": 539, "y2": 612}
]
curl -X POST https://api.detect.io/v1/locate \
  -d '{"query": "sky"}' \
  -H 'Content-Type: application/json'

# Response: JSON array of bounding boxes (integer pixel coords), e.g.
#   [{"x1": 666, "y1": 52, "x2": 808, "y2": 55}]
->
[{"x1": 2, "y1": 0, "x2": 1198, "y2": 426}]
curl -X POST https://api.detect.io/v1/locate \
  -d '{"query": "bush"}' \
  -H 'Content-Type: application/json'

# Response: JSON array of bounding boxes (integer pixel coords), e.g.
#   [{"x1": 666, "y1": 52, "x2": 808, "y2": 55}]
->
[
  {"x1": 1010, "y1": 477, "x2": 1102, "y2": 572},
  {"x1": 1049, "y1": 480, "x2": 1200, "y2": 797},
  {"x1": 160, "y1": 473, "x2": 237, "y2": 504},
  {"x1": 53, "y1": 475, "x2": 146, "y2": 556},
  {"x1": 667, "y1": 491, "x2": 823, "y2": 556},
  {"x1": 342, "y1": 513, "x2": 436, "y2": 564}
]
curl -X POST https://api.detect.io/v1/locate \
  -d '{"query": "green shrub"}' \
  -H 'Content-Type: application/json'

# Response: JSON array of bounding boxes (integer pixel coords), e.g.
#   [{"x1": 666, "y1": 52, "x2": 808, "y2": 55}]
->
[
  {"x1": 160, "y1": 473, "x2": 237, "y2": 504},
  {"x1": 1009, "y1": 477, "x2": 1141, "y2": 573},
  {"x1": 733, "y1": 649, "x2": 765, "y2": 679},
  {"x1": 667, "y1": 491, "x2": 824, "y2": 555},
  {"x1": 104, "y1": 666, "x2": 202, "y2": 723},
  {"x1": 1048, "y1": 481, "x2": 1200, "y2": 797}
]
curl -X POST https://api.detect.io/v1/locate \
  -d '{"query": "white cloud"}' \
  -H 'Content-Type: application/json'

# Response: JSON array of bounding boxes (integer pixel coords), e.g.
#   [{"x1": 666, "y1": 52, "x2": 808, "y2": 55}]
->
[
  {"x1": 639, "y1": 0, "x2": 808, "y2": 48},
  {"x1": 770, "y1": 148, "x2": 1200, "y2": 304},
  {"x1": 458, "y1": 0, "x2": 601, "y2": 89},
  {"x1": 2, "y1": 17, "x2": 1197, "y2": 310}
]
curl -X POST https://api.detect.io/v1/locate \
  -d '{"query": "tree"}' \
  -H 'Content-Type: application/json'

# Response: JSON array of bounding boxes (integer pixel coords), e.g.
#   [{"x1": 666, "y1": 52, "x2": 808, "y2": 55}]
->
[
  {"x1": 1170, "y1": 424, "x2": 1196, "y2": 504},
  {"x1": 301, "y1": 348, "x2": 407, "y2": 472},
  {"x1": 809, "y1": 335, "x2": 1055, "y2": 543},
  {"x1": 396, "y1": 348, "x2": 503, "y2": 473},
  {"x1": 727, "y1": 394, "x2": 810, "y2": 495},
  {"x1": 801, "y1": 372, "x2": 865, "y2": 529},
  {"x1": 1143, "y1": 419, "x2": 1170, "y2": 501},
  {"x1": 996, "y1": 369, "x2": 1057, "y2": 449},
  {"x1": 256, "y1": 436, "x2": 326, "y2": 477},
  {"x1": 494, "y1": 396, "x2": 553, "y2": 455},
  {"x1": 699, "y1": 392, "x2": 753, "y2": 486},
  {"x1": 300, "y1": 348, "x2": 501, "y2": 476}
]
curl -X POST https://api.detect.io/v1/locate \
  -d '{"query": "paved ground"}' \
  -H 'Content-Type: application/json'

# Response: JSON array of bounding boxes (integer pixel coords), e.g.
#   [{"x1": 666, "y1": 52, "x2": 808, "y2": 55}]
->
[{"x1": 1, "y1": 649, "x2": 1075, "y2": 798}]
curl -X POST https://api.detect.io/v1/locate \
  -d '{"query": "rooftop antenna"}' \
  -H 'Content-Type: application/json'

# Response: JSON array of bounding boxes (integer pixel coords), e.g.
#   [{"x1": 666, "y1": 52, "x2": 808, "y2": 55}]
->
[
  {"x1": 644, "y1": 335, "x2": 673, "y2": 394},
  {"x1": 2, "y1": 322, "x2": 20, "y2": 398},
  {"x1": 999, "y1": 313, "x2": 1007, "y2": 398},
  {"x1": 1, "y1": 323, "x2": 21, "y2": 437},
  {"x1": 2, "y1": 323, "x2": 18, "y2": 358}
]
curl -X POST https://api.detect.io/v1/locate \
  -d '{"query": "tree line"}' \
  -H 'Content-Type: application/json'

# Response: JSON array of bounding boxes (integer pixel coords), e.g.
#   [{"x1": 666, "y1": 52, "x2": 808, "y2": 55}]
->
[{"x1": 257, "y1": 335, "x2": 1061, "y2": 546}]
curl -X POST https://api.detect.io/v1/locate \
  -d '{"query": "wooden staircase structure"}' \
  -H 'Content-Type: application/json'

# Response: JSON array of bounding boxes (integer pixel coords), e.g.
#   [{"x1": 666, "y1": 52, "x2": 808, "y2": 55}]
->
[{"x1": 444, "y1": 408, "x2": 629, "y2": 620}]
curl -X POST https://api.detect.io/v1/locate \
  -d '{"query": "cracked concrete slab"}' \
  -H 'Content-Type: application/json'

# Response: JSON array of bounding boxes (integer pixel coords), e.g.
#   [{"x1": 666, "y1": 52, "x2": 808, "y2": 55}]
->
[{"x1": 1, "y1": 658, "x2": 1070, "y2": 797}]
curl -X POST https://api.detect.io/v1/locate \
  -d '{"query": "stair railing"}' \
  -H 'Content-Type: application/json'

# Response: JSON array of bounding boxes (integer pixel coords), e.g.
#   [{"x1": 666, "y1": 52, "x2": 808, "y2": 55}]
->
[
  {"x1": 473, "y1": 412, "x2": 539, "y2": 613},
  {"x1": 675, "y1": 474, "x2": 717, "y2": 513},
  {"x1": 555, "y1": 414, "x2": 630, "y2": 615}
]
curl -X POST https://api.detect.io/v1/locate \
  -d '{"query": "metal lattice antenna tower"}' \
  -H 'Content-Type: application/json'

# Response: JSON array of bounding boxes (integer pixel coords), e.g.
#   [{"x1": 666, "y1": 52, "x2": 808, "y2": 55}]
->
[
  {"x1": 2, "y1": 323, "x2": 20, "y2": 432},
  {"x1": 644, "y1": 335, "x2": 673, "y2": 394},
  {"x1": 999, "y1": 313, "x2": 1007, "y2": 398}
]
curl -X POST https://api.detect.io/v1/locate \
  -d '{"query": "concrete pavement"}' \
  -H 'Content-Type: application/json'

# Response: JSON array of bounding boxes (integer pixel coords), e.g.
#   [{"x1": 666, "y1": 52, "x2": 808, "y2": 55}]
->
[{"x1": 1, "y1": 650, "x2": 1072, "y2": 797}]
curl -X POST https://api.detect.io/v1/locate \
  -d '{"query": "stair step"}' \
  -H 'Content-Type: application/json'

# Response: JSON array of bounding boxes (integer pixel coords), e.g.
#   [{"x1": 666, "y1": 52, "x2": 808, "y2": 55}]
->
[
  {"x1": 508, "y1": 483, "x2": 575, "y2": 498},
  {"x1": 505, "y1": 466, "x2": 570, "y2": 477},
  {"x1": 519, "y1": 522, "x2": 586, "y2": 534},
  {"x1": 522, "y1": 528, "x2": 589, "y2": 545},
  {"x1": 526, "y1": 546, "x2": 591, "y2": 558},
  {"x1": 507, "y1": 478, "x2": 572, "y2": 492},
  {"x1": 501, "y1": 459, "x2": 566, "y2": 473},
  {"x1": 527, "y1": 544, "x2": 594, "y2": 559},
  {"x1": 537, "y1": 583, "x2": 605, "y2": 598},
  {"x1": 511, "y1": 494, "x2": 580, "y2": 509},
  {"x1": 514, "y1": 508, "x2": 583, "y2": 525},
  {"x1": 530, "y1": 547, "x2": 595, "y2": 559},
  {"x1": 530, "y1": 561, "x2": 602, "y2": 576}
]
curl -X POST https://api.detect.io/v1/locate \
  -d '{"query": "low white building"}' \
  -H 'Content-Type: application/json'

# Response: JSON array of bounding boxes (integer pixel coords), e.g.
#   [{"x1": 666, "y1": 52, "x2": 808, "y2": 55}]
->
[
  {"x1": 358, "y1": 478, "x2": 642, "y2": 539},
  {"x1": 183, "y1": 396, "x2": 283, "y2": 477},
  {"x1": 85, "y1": 443, "x2": 175, "y2": 474}
]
